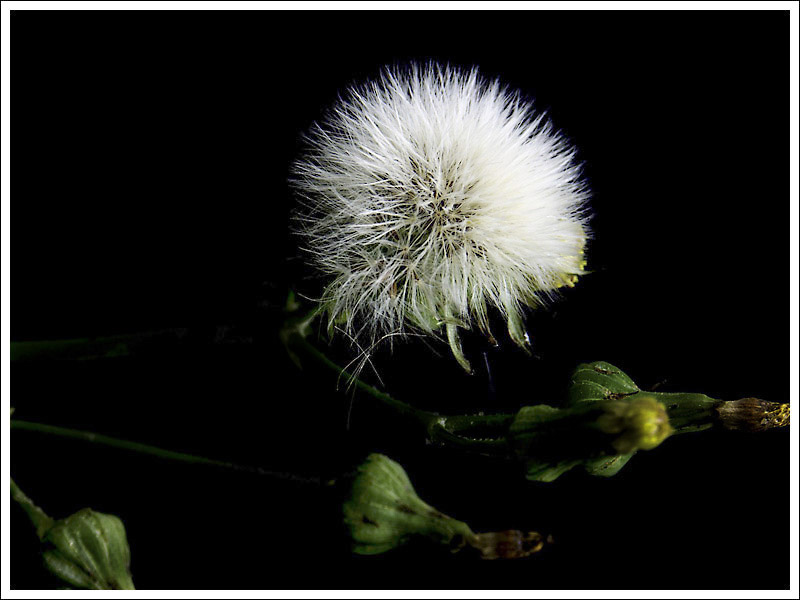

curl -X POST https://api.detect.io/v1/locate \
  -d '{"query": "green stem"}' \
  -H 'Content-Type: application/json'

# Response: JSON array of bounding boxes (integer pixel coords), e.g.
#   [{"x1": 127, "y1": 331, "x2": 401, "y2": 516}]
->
[
  {"x1": 10, "y1": 420, "x2": 320, "y2": 485},
  {"x1": 426, "y1": 425, "x2": 510, "y2": 454},
  {"x1": 289, "y1": 333, "x2": 513, "y2": 453},
  {"x1": 10, "y1": 478, "x2": 54, "y2": 540},
  {"x1": 443, "y1": 413, "x2": 515, "y2": 433}
]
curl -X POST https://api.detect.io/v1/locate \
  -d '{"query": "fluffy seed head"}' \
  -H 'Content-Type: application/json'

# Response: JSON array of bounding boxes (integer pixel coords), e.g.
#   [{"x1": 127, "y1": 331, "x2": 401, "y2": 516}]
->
[{"x1": 291, "y1": 64, "x2": 590, "y2": 372}]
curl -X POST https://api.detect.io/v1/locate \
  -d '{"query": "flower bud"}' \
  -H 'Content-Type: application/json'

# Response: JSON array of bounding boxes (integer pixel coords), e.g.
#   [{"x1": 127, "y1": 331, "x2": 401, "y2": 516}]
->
[
  {"x1": 596, "y1": 396, "x2": 673, "y2": 454},
  {"x1": 510, "y1": 361, "x2": 783, "y2": 482},
  {"x1": 343, "y1": 453, "x2": 547, "y2": 560},
  {"x1": 42, "y1": 508, "x2": 135, "y2": 590},
  {"x1": 11, "y1": 478, "x2": 135, "y2": 590},
  {"x1": 343, "y1": 453, "x2": 474, "y2": 555}
]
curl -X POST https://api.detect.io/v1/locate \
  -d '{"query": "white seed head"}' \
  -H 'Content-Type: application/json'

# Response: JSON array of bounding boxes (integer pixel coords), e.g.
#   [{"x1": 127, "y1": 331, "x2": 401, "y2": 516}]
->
[{"x1": 291, "y1": 64, "x2": 590, "y2": 373}]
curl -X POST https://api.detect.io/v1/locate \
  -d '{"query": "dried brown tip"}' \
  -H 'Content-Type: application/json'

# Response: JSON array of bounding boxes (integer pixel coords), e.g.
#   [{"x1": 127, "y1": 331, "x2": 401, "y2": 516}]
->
[
  {"x1": 716, "y1": 398, "x2": 790, "y2": 432},
  {"x1": 467, "y1": 530, "x2": 546, "y2": 560}
]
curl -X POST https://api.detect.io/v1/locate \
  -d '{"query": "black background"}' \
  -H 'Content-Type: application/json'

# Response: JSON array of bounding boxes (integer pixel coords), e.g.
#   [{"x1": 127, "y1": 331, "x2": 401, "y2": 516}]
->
[{"x1": 11, "y1": 9, "x2": 790, "y2": 590}]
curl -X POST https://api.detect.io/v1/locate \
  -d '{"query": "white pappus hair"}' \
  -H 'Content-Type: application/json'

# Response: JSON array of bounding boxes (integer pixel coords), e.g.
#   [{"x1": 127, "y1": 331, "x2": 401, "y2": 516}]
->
[{"x1": 291, "y1": 64, "x2": 590, "y2": 374}]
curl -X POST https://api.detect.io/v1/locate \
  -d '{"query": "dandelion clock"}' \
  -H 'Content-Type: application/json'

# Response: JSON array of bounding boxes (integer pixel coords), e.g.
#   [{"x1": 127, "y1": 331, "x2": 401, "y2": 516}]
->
[{"x1": 291, "y1": 64, "x2": 590, "y2": 373}]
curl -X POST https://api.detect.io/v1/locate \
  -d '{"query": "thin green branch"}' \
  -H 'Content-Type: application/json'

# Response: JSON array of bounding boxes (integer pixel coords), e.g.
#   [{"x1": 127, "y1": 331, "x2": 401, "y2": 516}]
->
[
  {"x1": 10, "y1": 420, "x2": 320, "y2": 485},
  {"x1": 10, "y1": 329, "x2": 190, "y2": 362}
]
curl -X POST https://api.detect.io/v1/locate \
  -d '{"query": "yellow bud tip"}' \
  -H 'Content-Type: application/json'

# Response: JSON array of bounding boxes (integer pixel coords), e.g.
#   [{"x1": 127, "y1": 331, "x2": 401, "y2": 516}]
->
[{"x1": 597, "y1": 396, "x2": 673, "y2": 454}]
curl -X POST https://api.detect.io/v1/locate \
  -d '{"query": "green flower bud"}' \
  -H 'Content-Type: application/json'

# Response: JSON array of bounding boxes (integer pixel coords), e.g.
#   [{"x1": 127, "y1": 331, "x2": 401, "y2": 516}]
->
[
  {"x1": 343, "y1": 454, "x2": 547, "y2": 559},
  {"x1": 509, "y1": 377, "x2": 675, "y2": 482},
  {"x1": 596, "y1": 396, "x2": 673, "y2": 454},
  {"x1": 43, "y1": 508, "x2": 135, "y2": 590},
  {"x1": 11, "y1": 479, "x2": 134, "y2": 590},
  {"x1": 343, "y1": 453, "x2": 474, "y2": 555}
]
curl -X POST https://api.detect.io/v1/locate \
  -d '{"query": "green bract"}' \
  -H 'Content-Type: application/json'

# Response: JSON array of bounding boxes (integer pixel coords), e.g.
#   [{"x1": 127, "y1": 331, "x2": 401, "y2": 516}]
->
[
  {"x1": 342, "y1": 453, "x2": 547, "y2": 559},
  {"x1": 343, "y1": 453, "x2": 474, "y2": 555},
  {"x1": 43, "y1": 508, "x2": 135, "y2": 590},
  {"x1": 11, "y1": 479, "x2": 135, "y2": 590}
]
